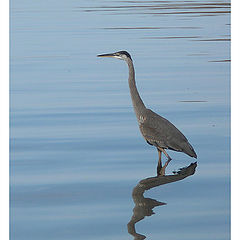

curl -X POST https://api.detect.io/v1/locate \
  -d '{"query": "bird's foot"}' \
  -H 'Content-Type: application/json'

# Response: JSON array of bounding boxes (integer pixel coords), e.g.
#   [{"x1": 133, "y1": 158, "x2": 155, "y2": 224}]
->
[
  {"x1": 157, "y1": 168, "x2": 166, "y2": 176},
  {"x1": 157, "y1": 158, "x2": 172, "y2": 176}
]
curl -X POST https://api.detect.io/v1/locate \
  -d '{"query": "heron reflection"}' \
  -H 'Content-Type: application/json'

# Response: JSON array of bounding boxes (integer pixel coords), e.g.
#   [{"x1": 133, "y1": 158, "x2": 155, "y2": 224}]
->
[{"x1": 127, "y1": 161, "x2": 197, "y2": 240}]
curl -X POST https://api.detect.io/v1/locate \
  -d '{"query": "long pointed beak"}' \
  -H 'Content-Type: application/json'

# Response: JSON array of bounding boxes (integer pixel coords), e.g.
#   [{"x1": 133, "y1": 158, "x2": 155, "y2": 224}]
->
[{"x1": 97, "y1": 53, "x2": 115, "y2": 58}]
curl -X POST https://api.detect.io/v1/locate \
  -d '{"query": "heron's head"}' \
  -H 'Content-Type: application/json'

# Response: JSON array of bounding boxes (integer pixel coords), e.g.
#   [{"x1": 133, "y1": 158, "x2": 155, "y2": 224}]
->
[{"x1": 97, "y1": 51, "x2": 132, "y2": 61}]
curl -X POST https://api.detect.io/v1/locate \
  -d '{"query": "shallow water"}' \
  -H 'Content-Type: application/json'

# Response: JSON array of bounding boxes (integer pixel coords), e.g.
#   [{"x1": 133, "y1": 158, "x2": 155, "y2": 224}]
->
[{"x1": 10, "y1": 0, "x2": 230, "y2": 239}]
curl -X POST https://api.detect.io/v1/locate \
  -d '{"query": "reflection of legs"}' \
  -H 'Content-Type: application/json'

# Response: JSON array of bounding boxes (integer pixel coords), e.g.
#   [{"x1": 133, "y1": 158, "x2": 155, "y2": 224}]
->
[{"x1": 157, "y1": 149, "x2": 162, "y2": 176}]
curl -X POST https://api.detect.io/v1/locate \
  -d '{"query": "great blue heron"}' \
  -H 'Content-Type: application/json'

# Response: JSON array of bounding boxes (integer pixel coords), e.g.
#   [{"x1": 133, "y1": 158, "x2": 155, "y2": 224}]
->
[{"x1": 97, "y1": 51, "x2": 197, "y2": 175}]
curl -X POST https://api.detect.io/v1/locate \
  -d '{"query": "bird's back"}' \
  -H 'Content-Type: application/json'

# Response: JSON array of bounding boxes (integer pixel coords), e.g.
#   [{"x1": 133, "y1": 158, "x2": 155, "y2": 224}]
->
[{"x1": 138, "y1": 108, "x2": 197, "y2": 158}]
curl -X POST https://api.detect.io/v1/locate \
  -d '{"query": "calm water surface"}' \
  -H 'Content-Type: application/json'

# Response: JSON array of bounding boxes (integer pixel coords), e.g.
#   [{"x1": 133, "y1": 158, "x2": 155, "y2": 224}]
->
[{"x1": 10, "y1": 0, "x2": 230, "y2": 239}]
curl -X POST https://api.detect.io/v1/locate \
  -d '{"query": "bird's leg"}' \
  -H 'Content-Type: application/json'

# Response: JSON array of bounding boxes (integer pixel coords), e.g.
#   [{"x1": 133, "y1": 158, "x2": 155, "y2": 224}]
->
[
  {"x1": 162, "y1": 149, "x2": 172, "y2": 161},
  {"x1": 157, "y1": 148, "x2": 172, "y2": 176},
  {"x1": 159, "y1": 158, "x2": 172, "y2": 176},
  {"x1": 157, "y1": 149, "x2": 162, "y2": 176}
]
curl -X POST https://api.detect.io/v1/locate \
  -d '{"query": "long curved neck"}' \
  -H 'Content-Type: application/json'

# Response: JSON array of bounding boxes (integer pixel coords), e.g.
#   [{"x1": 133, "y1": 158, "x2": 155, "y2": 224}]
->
[{"x1": 126, "y1": 59, "x2": 146, "y2": 118}]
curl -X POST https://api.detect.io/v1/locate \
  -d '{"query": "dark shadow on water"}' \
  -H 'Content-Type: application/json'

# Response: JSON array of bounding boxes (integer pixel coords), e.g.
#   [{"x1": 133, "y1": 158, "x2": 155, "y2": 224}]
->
[{"x1": 127, "y1": 162, "x2": 197, "y2": 240}]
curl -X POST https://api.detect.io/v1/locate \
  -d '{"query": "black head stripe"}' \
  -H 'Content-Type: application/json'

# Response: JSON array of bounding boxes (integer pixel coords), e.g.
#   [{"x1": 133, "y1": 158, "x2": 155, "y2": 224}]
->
[{"x1": 117, "y1": 51, "x2": 132, "y2": 60}]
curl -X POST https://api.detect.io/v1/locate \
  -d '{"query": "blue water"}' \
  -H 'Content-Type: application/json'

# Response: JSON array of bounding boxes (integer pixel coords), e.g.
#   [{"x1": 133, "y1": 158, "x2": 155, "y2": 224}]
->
[{"x1": 10, "y1": 0, "x2": 230, "y2": 239}]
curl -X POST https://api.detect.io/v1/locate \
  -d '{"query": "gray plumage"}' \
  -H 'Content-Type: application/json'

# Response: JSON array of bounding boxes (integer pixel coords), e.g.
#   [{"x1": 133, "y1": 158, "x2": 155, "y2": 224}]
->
[
  {"x1": 97, "y1": 50, "x2": 197, "y2": 175},
  {"x1": 139, "y1": 108, "x2": 197, "y2": 158}
]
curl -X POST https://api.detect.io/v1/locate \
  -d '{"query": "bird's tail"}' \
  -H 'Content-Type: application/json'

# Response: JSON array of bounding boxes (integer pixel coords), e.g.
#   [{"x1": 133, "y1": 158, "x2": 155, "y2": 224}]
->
[{"x1": 183, "y1": 142, "x2": 197, "y2": 158}]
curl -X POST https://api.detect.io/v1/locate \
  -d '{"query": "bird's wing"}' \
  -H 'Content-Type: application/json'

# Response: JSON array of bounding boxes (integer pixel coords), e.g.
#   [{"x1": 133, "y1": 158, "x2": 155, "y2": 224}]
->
[{"x1": 139, "y1": 108, "x2": 188, "y2": 151}]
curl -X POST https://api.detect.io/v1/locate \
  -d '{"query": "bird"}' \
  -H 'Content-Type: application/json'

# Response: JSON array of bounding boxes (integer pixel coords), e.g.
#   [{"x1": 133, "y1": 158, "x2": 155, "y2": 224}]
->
[{"x1": 97, "y1": 50, "x2": 197, "y2": 176}]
